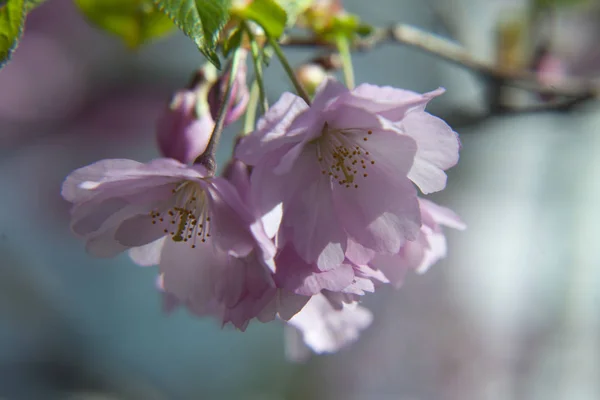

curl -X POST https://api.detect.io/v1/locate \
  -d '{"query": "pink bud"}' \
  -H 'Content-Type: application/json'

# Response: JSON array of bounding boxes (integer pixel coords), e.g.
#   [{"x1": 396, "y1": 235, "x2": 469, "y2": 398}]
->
[
  {"x1": 208, "y1": 50, "x2": 249, "y2": 126},
  {"x1": 156, "y1": 90, "x2": 214, "y2": 164}
]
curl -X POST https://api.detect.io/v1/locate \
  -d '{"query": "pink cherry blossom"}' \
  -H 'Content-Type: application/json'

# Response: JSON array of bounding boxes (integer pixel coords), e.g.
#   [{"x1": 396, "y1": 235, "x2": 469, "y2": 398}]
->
[
  {"x1": 121, "y1": 159, "x2": 305, "y2": 330},
  {"x1": 61, "y1": 158, "x2": 274, "y2": 261},
  {"x1": 284, "y1": 293, "x2": 373, "y2": 361},
  {"x1": 236, "y1": 78, "x2": 460, "y2": 271},
  {"x1": 369, "y1": 198, "x2": 466, "y2": 288}
]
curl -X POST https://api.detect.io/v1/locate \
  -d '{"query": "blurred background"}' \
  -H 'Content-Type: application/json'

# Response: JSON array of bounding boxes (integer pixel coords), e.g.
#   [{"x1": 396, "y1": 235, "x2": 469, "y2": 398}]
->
[{"x1": 1, "y1": 0, "x2": 599, "y2": 398}]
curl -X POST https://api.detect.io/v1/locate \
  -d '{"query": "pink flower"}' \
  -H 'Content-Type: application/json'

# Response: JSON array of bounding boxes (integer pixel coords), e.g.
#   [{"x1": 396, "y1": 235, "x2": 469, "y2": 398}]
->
[
  {"x1": 61, "y1": 158, "x2": 274, "y2": 261},
  {"x1": 284, "y1": 293, "x2": 373, "y2": 361},
  {"x1": 118, "y1": 158, "x2": 304, "y2": 330},
  {"x1": 156, "y1": 89, "x2": 214, "y2": 164},
  {"x1": 156, "y1": 159, "x2": 305, "y2": 330},
  {"x1": 236, "y1": 78, "x2": 459, "y2": 271},
  {"x1": 369, "y1": 198, "x2": 466, "y2": 288}
]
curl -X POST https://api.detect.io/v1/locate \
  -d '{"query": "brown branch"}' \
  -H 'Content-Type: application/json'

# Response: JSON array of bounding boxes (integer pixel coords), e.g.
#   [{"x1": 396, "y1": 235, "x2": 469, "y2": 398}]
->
[{"x1": 282, "y1": 23, "x2": 599, "y2": 112}]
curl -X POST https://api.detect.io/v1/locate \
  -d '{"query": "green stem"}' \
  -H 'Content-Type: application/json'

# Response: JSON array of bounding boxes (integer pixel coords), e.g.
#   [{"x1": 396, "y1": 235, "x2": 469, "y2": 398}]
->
[
  {"x1": 267, "y1": 35, "x2": 311, "y2": 104},
  {"x1": 244, "y1": 81, "x2": 260, "y2": 135},
  {"x1": 336, "y1": 35, "x2": 355, "y2": 89},
  {"x1": 195, "y1": 47, "x2": 243, "y2": 173},
  {"x1": 243, "y1": 22, "x2": 269, "y2": 114}
]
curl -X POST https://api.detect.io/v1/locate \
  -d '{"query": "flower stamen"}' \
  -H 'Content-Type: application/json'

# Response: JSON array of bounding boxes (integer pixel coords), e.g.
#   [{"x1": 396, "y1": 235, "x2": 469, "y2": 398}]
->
[
  {"x1": 316, "y1": 123, "x2": 376, "y2": 189},
  {"x1": 149, "y1": 181, "x2": 211, "y2": 248}
]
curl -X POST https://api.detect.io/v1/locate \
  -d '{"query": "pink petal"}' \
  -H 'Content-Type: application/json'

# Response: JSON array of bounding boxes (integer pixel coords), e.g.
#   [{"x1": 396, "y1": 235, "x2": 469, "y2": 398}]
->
[
  {"x1": 416, "y1": 228, "x2": 447, "y2": 274},
  {"x1": 403, "y1": 111, "x2": 460, "y2": 194},
  {"x1": 286, "y1": 294, "x2": 373, "y2": 355},
  {"x1": 311, "y1": 77, "x2": 349, "y2": 110},
  {"x1": 275, "y1": 245, "x2": 355, "y2": 296},
  {"x1": 419, "y1": 198, "x2": 466, "y2": 230},
  {"x1": 370, "y1": 233, "x2": 427, "y2": 288},
  {"x1": 334, "y1": 85, "x2": 444, "y2": 122},
  {"x1": 61, "y1": 159, "x2": 144, "y2": 202},
  {"x1": 257, "y1": 289, "x2": 310, "y2": 322},
  {"x1": 205, "y1": 179, "x2": 257, "y2": 258},
  {"x1": 84, "y1": 225, "x2": 129, "y2": 257},
  {"x1": 331, "y1": 130, "x2": 421, "y2": 254},
  {"x1": 156, "y1": 90, "x2": 214, "y2": 164},
  {"x1": 128, "y1": 237, "x2": 166, "y2": 266},
  {"x1": 283, "y1": 148, "x2": 346, "y2": 270},
  {"x1": 114, "y1": 214, "x2": 166, "y2": 247},
  {"x1": 235, "y1": 92, "x2": 309, "y2": 165},
  {"x1": 159, "y1": 239, "x2": 214, "y2": 305},
  {"x1": 345, "y1": 238, "x2": 376, "y2": 265}
]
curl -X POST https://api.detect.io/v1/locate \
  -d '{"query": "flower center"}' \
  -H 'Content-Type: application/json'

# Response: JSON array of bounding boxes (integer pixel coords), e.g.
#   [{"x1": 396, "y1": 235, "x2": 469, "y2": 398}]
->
[
  {"x1": 149, "y1": 181, "x2": 211, "y2": 248},
  {"x1": 316, "y1": 123, "x2": 376, "y2": 188}
]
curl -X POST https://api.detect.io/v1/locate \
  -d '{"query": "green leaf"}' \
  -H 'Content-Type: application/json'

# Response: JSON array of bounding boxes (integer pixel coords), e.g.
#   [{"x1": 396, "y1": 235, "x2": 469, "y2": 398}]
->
[
  {"x1": 74, "y1": 0, "x2": 175, "y2": 49},
  {"x1": 231, "y1": 0, "x2": 287, "y2": 38},
  {"x1": 0, "y1": 0, "x2": 26, "y2": 69},
  {"x1": 154, "y1": 0, "x2": 230, "y2": 68}
]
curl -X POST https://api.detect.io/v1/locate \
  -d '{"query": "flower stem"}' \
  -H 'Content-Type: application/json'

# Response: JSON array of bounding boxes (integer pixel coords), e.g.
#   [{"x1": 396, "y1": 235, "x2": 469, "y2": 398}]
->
[
  {"x1": 243, "y1": 22, "x2": 269, "y2": 114},
  {"x1": 195, "y1": 47, "x2": 243, "y2": 173},
  {"x1": 336, "y1": 35, "x2": 355, "y2": 89},
  {"x1": 244, "y1": 80, "x2": 260, "y2": 135},
  {"x1": 267, "y1": 35, "x2": 311, "y2": 104}
]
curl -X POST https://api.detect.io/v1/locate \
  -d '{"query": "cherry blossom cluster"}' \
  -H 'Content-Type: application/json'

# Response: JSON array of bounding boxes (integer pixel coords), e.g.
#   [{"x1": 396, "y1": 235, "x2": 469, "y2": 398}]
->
[{"x1": 62, "y1": 71, "x2": 464, "y2": 359}]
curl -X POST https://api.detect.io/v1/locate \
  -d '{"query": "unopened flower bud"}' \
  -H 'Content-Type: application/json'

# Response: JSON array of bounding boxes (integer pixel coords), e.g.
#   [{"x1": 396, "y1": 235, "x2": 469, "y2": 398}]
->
[
  {"x1": 156, "y1": 89, "x2": 214, "y2": 164},
  {"x1": 208, "y1": 49, "x2": 249, "y2": 126},
  {"x1": 295, "y1": 63, "x2": 328, "y2": 97}
]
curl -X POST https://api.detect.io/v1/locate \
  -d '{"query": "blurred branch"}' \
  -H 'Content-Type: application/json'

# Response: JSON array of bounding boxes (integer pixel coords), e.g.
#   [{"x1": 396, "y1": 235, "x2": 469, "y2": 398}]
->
[{"x1": 282, "y1": 24, "x2": 599, "y2": 113}]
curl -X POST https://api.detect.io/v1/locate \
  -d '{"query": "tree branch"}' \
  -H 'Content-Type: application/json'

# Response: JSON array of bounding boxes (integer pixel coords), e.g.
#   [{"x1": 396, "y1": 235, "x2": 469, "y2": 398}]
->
[{"x1": 282, "y1": 23, "x2": 599, "y2": 111}]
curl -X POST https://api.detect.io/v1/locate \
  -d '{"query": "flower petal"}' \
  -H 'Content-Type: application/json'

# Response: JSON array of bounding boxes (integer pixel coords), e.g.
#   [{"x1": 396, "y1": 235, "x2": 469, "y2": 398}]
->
[
  {"x1": 205, "y1": 178, "x2": 257, "y2": 258},
  {"x1": 286, "y1": 294, "x2": 373, "y2": 355},
  {"x1": 235, "y1": 93, "x2": 309, "y2": 165},
  {"x1": 312, "y1": 77, "x2": 349, "y2": 110},
  {"x1": 159, "y1": 239, "x2": 214, "y2": 305},
  {"x1": 61, "y1": 159, "x2": 144, "y2": 202},
  {"x1": 370, "y1": 233, "x2": 427, "y2": 288},
  {"x1": 128, "y1": 237, "x2": 166, "y2": 266},
  {"x1": 416, "y1": 228, "x2": 447, "y2": 274},
  {"x1": 257, "y1": 289, "x2": 310, "y2": 322},
  {"x1": 420, "y1": 198, "x2": 466, "y2": 230},
  {"x1": 332, "y1": 130, "x2": 421, "y2": 254},
  {"x1": 275, "y1": 245, "x2": 355, "y2": 296},
  {"x1": 283, "y1": 148, "x2": 346, "y2": 270},
  {"x1": 332, "y1": 85, "x2": 444, "y2": 122},
  {"x1": 403, "y1": 111, "x2": 460, "y2": 194},
  {"x1": 346, "y1": 238, "x2": 376, "y2": 265},
  {"x1": 114, "y1": 214, "x2": 166, "y2": 247}
]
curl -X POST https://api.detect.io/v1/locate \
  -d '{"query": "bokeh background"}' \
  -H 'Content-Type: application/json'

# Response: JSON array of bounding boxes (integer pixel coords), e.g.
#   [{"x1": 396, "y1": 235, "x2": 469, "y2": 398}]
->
[{"x1": 1, "y1": 0, "x2": 599, "y2": 399}]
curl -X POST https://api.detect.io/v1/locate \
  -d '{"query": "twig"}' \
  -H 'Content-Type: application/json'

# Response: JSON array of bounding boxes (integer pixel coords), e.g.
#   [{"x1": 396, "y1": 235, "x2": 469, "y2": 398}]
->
[
  {"x1": 195, "y1": 48, "x2": 243, "y2": 173},
  {"x1": 282, "y1": 23, "x2": 599, "y2": 110}
]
